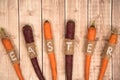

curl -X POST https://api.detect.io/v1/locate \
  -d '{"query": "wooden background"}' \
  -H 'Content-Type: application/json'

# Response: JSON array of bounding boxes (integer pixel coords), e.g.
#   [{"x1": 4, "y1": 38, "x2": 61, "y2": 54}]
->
[{"x1": 0, "y1": 0, "x2": 120, "y2": 80}]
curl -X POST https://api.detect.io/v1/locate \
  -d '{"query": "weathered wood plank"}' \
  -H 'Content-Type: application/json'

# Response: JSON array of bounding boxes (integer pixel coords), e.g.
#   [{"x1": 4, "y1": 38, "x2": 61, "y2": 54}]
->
[
  {"x1": 89, "y1": 0, "x2": 112, "y2": 80},
  {"x1": 19, "y1": 0, "x2": 42, "y2": 79},
  {"x1": 112, "y1": 0, "x2": 120, "y2": 80},
  {"x1": 42, "y1": 0, "x2": 65, "y2": 80},
  {"x1": 0, "y1": 0, "x2": 19, "y2": 80},
  {"x1": 66, "y1": 0, "x2": 87, "y2": 79},
  {"x1": 0, "y1": 0, "x2": 120, "y2": 79}
]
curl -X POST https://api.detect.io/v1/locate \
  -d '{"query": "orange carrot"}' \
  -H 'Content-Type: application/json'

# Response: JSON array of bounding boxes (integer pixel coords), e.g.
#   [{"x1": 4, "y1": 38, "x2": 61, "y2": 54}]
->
[
  {"x1": 85, "y1": 54, "x2": 92, "y2": 80},
  {"x1": 44, "y1": 20, "x2": 53, "y2": 40},
  {"x1": 44, "y1": 20, "x2": 57, "y2": 80},
  {"x1": 0, "y1": 28, "x2": 24, "y2": 80},
  {"x1": 13, "y1": 63, "x2": 24, "y2": 80},
  {"x1": 98, "y1": 58, "x2": 108, "y2": 80},
  {"x1": 85, "y1": 22, "x2": 96, "y2": 80},
  {"x1": 98, "y1": 29, "x2": 118, "y2": 80}
]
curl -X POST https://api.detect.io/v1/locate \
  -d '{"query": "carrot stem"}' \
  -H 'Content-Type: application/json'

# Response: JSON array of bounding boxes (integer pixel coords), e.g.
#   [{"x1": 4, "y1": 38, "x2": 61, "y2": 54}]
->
[{"x1": 85, "y1": 54, "x2": 92, "y2": 80}]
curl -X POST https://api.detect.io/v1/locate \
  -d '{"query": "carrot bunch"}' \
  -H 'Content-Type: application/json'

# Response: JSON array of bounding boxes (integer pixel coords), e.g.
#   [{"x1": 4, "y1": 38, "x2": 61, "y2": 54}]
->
[
  {"x1": 98, "y1": 29, "x2": 118, "y2": 80},
  {"x1": 0, "y1": 28, "x2": 24, "y2": 80},
  {"x1": 44, "y1": 20, "x2": 57, "y2": 80},
  {"x1": 85, "y1": 21, "x2": 96, "y2": 80}
]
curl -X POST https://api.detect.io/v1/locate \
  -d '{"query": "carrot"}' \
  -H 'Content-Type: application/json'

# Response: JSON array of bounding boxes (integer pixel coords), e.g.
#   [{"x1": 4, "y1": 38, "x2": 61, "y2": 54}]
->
[
  {"x1": 98, "y1": 58, "x2": 108, "y2": 80},
  {"x1": 44, "y1": 20, "x2": 53, "y2": 39},
  {"x1": 87, "y1": 22, "x2": 96, "y2": 41},
  {"x1": 44, "y1": 20, "x2": 57, "y2": 80},
  {"x1": 85, "y1": 21, "x2": 96, "y2": 80},
  {"x1": 48, "y1": 53, "x2": 57, "y2": 80},
  {"x1": 65, "y1": 20, "x2": 75, "y2": 80},
  {"x1": 2, "y1": 38, "x2": 13, "y2": 51},
  {"x1": 13, "y1": 63, "x2": 24, "y2": 80},
  {"x1": 23, "y1": 25, "x2": 45, "y2": 80},
  {"x1": 85, "y1": 54, "x2": 92, "y2": 80},
  {"x1": 0, "y1": 28, "x2": 24, "y2": 80},
  {"x1": 98, "y1": 29, "x2": 118, "y2": 80}
]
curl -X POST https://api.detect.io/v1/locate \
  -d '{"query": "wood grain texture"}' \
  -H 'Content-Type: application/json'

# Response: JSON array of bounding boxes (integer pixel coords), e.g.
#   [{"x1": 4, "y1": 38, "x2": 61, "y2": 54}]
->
[
  {"x1": 19, "y1": 0, "x2": 42, "y2": 80},
  {"x1": 112, "y1": 0, "x2": 120, "y2": 80},
  {"x1": 0, "y1": 0, "x2": 19, "y2": 80},
  {"x1": 42, "y1": 0, "x2": 65, "y2": 80},
  {"x1": 0, "y1": 0, "x2": 120, "y2": 80}
]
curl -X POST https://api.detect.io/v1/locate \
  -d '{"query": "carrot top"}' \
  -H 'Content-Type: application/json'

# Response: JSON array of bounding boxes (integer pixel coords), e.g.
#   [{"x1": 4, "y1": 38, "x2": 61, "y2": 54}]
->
[
  {"x1": 0, "y1": 28, "x2": 7, "y2": 37},
  {"x1": 44, "y1": 20, "x2": 53, "y2": 40},
  {"x1": 87, "y1": 21, "x2": 96, "y2": 41}
]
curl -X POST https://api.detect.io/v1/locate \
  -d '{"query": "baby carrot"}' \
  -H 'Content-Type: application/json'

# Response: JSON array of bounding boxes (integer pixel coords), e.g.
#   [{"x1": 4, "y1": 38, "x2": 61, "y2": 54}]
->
[
  {"x1": 85, "y1": 21, "x2": 96, "y2": 80},
  {"x1": 98, "y1": 29, "x2": 118, "y2": 80},
  {"x1": 0, "y1": 28, "x2": 24, "y2": 80},
  {"x1": 44, "y1": 20, "x2": 57, "y2": 80}
]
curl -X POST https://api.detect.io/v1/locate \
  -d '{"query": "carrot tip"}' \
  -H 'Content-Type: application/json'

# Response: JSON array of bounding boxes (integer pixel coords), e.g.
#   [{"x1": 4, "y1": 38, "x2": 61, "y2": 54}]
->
[
  {"x1": 45, "y1": 20, "x2": 49, "y2": 23},
  {"x1": 23, "y1": 24, "x2": 31, "y2": 28},
  {"x1": 67, "y1": 20, "x2": 75, "y2": 23}
]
